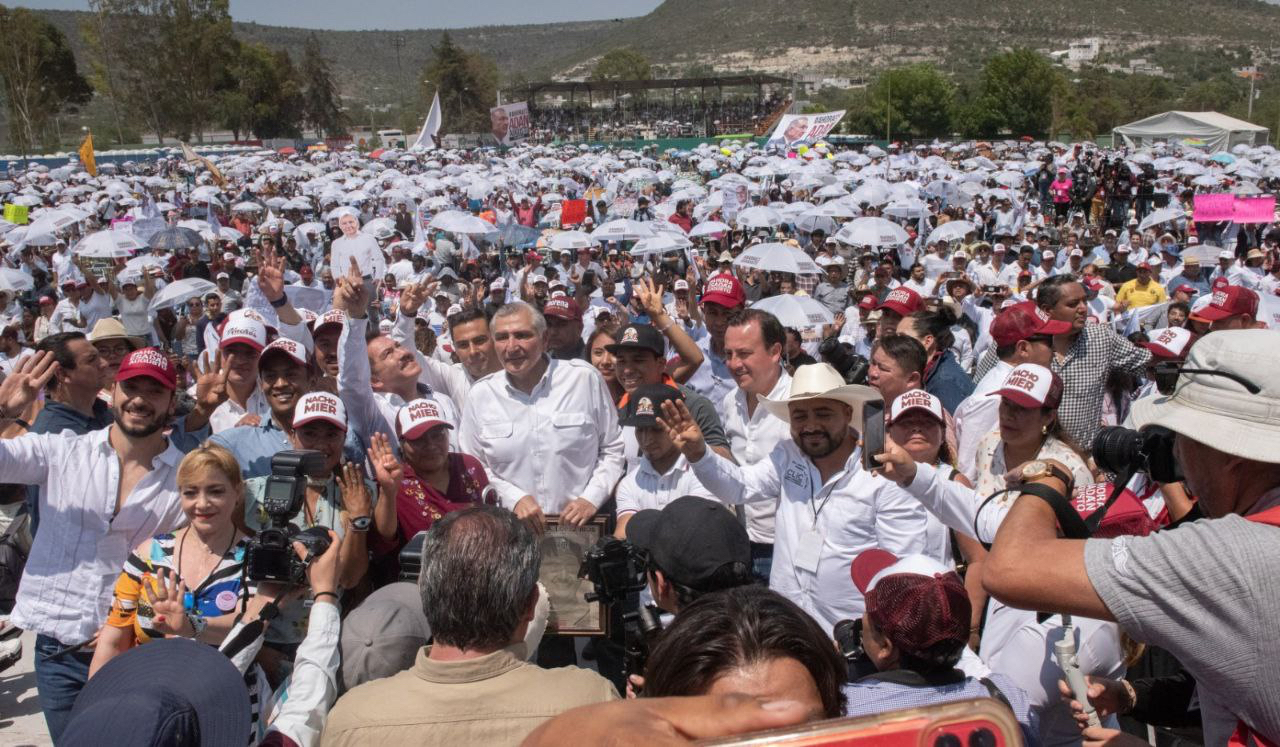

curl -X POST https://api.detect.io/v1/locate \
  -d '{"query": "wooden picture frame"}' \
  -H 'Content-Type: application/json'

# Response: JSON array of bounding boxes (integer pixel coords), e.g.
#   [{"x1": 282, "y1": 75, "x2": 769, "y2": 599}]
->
[{"x1": 539, "y1": 515, "x2": 607, "y2": 636}]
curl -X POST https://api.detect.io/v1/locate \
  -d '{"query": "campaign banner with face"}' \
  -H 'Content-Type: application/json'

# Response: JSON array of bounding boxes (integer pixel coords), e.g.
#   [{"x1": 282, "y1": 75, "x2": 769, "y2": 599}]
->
[
  {"x1": 767, "y1": 110, "x2": 846, "y2": 147},
  {"x1": 490, "y1": 102, "x2": 530, "y2": 146}
]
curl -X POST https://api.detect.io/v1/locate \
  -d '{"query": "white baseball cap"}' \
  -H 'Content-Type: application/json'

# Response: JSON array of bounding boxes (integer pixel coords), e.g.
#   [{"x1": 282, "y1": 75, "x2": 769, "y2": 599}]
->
[
  {"x1": 396, "y1": 397, "x2": 453, "y2": 440},
  {"x1": 293, "y1": 391, "x2": 347, "y2": 431},
  {"x1": 489, "y1": 278, "x2": 506, "y2": 291},
  {"x1": 1139, "y1": 327, "x2": 1192, "y2": 360},
  {"x1": 887, "y1": 389, "x2": 944, "y2": 425},
  {"x1": 674, "y1": 279, "x2": 689, "y2": 291},
  {"x1": 1218, "y1": 249, "x2": 1235, "y2": 260},
  {"x1": 1041, "y1": 250, "x2": 1055, "y2": 260},
  {"x1": 257, "y1": 337, "x2": 307, "y2": 368},
  {"x1": 990, "y1": 363, "x2": 1063, "y2": 409},
  {"x1": 219, "y1": 318, "x2": 267, "y2": 352}
]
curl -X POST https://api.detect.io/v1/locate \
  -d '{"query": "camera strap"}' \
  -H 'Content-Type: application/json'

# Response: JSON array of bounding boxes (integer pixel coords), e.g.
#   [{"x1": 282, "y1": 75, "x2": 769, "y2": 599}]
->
[{"x1": 219, "y1": 600, "x2": 280, "y2": 660}]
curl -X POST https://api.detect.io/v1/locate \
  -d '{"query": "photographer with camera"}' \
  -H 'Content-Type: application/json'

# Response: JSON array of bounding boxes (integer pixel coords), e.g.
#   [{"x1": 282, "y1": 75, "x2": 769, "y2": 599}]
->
[
  {"x1": 243, "y1": 391, "x2": 376, "y2": 673},
  {"x1": 323, "y1": 505, "x2": 617, "y2": 746},
  {"x1": 841, "y1": 549, "x2": 1037, "y2": 744},
  {"x1": 983, "y1": 328, "x2": 1280, "y2": 743}
]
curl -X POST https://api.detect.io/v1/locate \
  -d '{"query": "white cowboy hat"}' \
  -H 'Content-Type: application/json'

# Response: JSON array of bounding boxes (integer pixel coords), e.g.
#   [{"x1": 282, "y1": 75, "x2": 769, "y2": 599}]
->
[
  {"x1": 1132, "y1": 328, "x2": 1280, "y2": 464},
  {"x1": 759, "y1": 363, "x2": 882, "y2": 423}
]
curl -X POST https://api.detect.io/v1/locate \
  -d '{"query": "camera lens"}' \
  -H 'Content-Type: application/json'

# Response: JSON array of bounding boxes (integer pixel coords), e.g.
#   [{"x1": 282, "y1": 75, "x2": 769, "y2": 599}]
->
[
  {"x1": 1091, "y1": 426, "x2": 1144, "y2": 477},
  {"x1": 969, "y1": 728, "x2": 997, "y2": 747},
  {"x1": 932, "y1": 734, "x2": 962, "y2": 747}
]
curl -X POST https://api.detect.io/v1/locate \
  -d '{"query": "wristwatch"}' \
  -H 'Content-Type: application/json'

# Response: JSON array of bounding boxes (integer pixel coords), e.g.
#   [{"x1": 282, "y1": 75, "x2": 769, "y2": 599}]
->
[
  {"x1": 1020, "y1": 460, "x2": 1072, "y2": 487},
  {"x1": 350, "y1": 515, "x2": 372, "y2": 532}
]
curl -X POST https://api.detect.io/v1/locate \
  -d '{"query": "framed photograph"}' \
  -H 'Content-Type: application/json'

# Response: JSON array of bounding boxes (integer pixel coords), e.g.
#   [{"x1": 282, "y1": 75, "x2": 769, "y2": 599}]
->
[{"x1": 539, "y1": 515, "x2": 607, "y2": 636}]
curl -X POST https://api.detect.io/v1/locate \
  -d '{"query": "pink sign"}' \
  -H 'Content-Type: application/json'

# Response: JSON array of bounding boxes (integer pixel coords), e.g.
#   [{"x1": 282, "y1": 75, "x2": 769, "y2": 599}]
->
[
  {"x1": 1233, "y1": 195, "x2": 1276, "y2": 224},
  {"x1": 1193, "y1": 193, "x2": 1235, "y2": 222}
]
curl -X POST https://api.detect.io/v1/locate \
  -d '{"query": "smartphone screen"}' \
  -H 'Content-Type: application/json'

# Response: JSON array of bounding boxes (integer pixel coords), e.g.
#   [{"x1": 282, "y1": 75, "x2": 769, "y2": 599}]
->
[{"x1": 861, "y1": 397, "x2": 885, "y2": 472}]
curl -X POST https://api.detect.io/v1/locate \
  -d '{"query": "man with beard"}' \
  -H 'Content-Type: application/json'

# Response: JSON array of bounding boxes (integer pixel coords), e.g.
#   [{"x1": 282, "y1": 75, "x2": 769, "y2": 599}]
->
[
  {"x1": 0, "y1": 348, "x2": 217, "y2": 741},
  {"x1": 659, "y1": 362, "x2": 927, "y2": 633},
  {"x1": 331, "y1": 259, "x2": 459, "y2": 453},
  {"x1": 392, "y1": 281, "x2": 501, "y2": 412}
]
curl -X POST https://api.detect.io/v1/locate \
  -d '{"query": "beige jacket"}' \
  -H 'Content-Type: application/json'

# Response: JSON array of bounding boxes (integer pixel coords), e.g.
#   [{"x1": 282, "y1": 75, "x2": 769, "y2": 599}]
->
[{"x1": 321, "y1": 644, "x2": 618, "y2": 747}]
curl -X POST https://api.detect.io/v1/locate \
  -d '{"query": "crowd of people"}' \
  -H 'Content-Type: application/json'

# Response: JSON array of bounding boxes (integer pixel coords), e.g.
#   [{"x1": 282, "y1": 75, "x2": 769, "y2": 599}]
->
[
  {"x1": 0, "y1": 132, "x2": 1276, "y2": 747},
  {"x1": 526, "y1": 94, "x2": 787, "y2": 143}
]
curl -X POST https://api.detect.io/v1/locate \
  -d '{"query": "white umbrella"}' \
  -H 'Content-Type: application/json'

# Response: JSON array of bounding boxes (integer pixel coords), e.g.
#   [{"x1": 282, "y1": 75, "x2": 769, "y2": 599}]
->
[
  {"x1": 1138, "y1": 206, "x2": 1185, "y2": 233},
  {"x1": 689, "y1": 220, "x2": 731, "y2": 238},
  {"x1": 429, "y1": 210, "x2": 498, "y2": 236},
  {"x1": 590, "y1": 219, "x2": 656, "y2": 242},
  {"x1": 149, "y1": 277, "x2": 217, "y2": 312},
  {"x1": 735, "y1": 205, "x2": 783, "y2": 230},
  {"x1": 124, "y1": 254, "x2": 169, "y2": 275},
  {"x1": 0, "y1": 267, "x2": 34, "y2": 293},
  {"x1": 750, "y1": 293, "x2": 835, "y2": 329},
  {"x1": 882, "y1": 198, "x2": 928, "y2": 220},
  {"x1": 793, "y1": 212, "x2": 838, "y2": 234},
  {"x1": 630, "y1": 234, "x2": 691, "y2": 257},
  {"x1": 834, "y1": 217, "x2": 910, "y2": 247},
  {"x1": 732, "y1": 242, "x2": 822, "y2": 275},
  {"x1": 548, "y1": 230, "x2": 600, "y2": 252},
  {"x1": 925, "y1": 220, "x2": 979, "y2": 245},
  {"x1": 74, "y1": 229, "x2": 143, "y2": 258},
  {"x1": 231, "y1": 201, "x2": 262, "y2": 212}
]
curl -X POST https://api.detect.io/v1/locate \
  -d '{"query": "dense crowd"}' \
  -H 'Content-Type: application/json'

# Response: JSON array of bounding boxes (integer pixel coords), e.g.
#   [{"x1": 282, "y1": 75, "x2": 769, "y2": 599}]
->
[
  {"x1": 527, "y1": 94, "x2": 787, "y2": 142},
  {"x1": 0, "y1": 134, "x2": 1277, "y2": 747}
]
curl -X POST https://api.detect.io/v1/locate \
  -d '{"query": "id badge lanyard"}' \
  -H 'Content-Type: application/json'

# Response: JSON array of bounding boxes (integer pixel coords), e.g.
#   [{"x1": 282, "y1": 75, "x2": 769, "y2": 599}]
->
[{"x1": 793, "y1": 465, "x2": 837, "y2": 575}]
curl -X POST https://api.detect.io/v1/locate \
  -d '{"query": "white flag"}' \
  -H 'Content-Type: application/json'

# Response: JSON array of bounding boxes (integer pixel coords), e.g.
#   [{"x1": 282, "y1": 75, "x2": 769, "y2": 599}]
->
[{"x1": 413, "y1": 92, "x2": 442, "y2": 151}]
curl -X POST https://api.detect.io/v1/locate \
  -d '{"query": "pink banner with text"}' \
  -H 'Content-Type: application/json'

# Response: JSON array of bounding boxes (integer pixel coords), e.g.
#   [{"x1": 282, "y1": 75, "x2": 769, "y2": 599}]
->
[{"x1": 1193, "y1": 193, "x2": 1276, "y2": 224}]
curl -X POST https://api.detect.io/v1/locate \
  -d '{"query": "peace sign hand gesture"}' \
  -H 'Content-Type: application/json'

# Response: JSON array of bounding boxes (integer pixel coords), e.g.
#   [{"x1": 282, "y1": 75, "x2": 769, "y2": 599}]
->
[{"x1": 398, "y1": 278, "x2": 438, "y2": 318}]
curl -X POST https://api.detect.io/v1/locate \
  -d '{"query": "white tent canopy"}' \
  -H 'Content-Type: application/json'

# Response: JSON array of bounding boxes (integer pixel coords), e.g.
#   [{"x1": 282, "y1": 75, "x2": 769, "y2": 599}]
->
[{"x1": 1112, "y1": 111, "x2": 1269, "y2": 153}]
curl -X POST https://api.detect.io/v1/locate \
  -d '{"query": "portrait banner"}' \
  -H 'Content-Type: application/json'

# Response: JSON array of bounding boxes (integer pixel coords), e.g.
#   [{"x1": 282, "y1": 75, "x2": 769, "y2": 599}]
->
[
  {"x1": 766, "y1": 110, "x2": 846, "y2": 147},
  {"x1": 490, "y1": 102, "x2": 530, "y2": 146},
  {"x1": 539, "y1": 516, "x2": 607, "y2": 636}
]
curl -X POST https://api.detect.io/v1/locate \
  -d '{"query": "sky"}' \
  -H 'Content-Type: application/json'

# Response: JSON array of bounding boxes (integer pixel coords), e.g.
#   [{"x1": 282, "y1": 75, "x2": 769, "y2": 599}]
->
[{"x1": 11, "y1": 0, "x2": 666, "y2": 29}]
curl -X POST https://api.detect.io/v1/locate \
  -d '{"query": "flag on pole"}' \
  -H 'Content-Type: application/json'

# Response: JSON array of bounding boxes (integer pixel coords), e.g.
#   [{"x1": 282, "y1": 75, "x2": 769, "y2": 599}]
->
[
  {"x1": 413, "y1": 92, "x2": 442, "y2": 151},
  {"x1": 181, "y1": 141, "x2": 226, "y2": 187},
  {"x1": 79, "y1": 133, "x2": 97, "y2": 177}
]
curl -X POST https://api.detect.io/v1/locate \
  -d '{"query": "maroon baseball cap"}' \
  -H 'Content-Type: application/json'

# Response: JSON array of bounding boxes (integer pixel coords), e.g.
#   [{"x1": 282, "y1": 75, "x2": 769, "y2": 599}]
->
[
  {"x1": 543, "y1": 297, "x2": 582, "y2": 321},
  {"x1": 115, "y1": 347, "x2": 177, "y2": 391},
  {"x1": 1172, "y1": 283, "x2": 1196, "y2": 296},
  {"x1": 991, "y1": 363, "x2": 1063, "y2": 409},
  {"x1": 878, "y1": 287, "x2": 923, "y2": 317},
  {"x1": 989, "y1": 301, "x2": 1072, "y2": 346},
  {"x1": 857, "y1": 294, "x2": 878, "y2": 312},
  {"x1": 1197, "y1": 285, "x2": 1258, "y2": 322},
  {"x1": 701, "y1": 274, "x2": 746, "y2": 308},
  {"x1": 851, "y1": 549, "x2": 970, "y2": 654}
]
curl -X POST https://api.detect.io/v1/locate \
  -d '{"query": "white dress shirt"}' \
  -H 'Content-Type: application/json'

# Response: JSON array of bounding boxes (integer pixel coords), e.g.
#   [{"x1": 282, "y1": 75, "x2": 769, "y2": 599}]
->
[
  {"x1": 391, "y1": 311, "x2": 475, "y2": 411},
  {"x1": 721, "y1": 368, "x2": 792, "y2": 544},
  {"x1": 952, "y1": 359, "x2": 1012, "y2": 482},
  {"x1": 208, "y1": 386, "x2": 271, "y2": 434},
  {"x1": 338, "y1": 315, "x2": 459, "y2": 451},
  {"x1": 459, "y1": 357, "x2": 625, "y2": 513},
  {"x1": 690, "y1": 439, "x2": 928, "y2": 634},
  {"x1": 615, "y1": 454, "x2": 719, "y2": 516},
  {"x1": 8, "y1": 427, "x2": 187, "y2": 644},
  {"x1": 685, "y1": 335, "x2": 736, "y2": 422},
  {"x1": 330, "y1": 233, "x2": 387, "y2": 280}
]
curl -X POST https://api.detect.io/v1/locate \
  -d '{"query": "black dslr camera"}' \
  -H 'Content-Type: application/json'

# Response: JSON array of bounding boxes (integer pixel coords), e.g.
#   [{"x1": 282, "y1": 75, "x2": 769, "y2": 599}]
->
[
  {"x1": 245, "y1": 450, "x2": 334, "y2": 585},
  {"x1": 1092, "y1": 425, "x2": 1182, "y2": 485},
  {"x1": 819, "y1": 336, "x2": 869, "y2": 385},
  {"x1": 833, "y1": 618, "x2": 879, "y2": 682},
  {"x1": 581, "y1": 537, "x2": 663, "y2": 678}
]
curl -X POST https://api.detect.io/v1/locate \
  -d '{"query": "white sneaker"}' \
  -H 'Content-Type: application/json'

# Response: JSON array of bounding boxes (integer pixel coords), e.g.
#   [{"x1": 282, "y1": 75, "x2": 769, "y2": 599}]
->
[{"x1": 0, "y1": 635, "x2": 20, "y2": 673}]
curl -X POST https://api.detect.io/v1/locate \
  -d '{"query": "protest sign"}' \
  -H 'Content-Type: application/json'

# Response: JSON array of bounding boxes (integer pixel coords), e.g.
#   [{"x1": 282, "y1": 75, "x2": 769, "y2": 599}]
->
[
  {"x1": 490, "y1": 102, "x2": 530, "y2": 146},
  {"x1": 1233, "y1": 195, "x2": 1276, "y2": 224},
  {"x1": 1193, "y1": 193, "x2": 1235, "y2": 222},
  {"x1": 766, "y1": 110, "x2": 846, "y2": 147},
  {"x1": 560, "y1": 199, "x2": 587, "y2": 227}
]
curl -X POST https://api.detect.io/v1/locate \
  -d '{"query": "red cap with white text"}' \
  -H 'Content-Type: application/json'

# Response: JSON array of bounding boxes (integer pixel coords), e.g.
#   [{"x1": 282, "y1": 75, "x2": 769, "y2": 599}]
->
[
  {"x1": 396, "y1": 397, "x2": 454, "y2": 440},
  {"x1": 990, "y1": 363, "x2": 1063, "y2": 409},
  {"x1": 115, "y1": 347, "x2": 177, "y2": 391},
  {"x1": 292, "y1": 391, "x2": 346, "y2": 431}
]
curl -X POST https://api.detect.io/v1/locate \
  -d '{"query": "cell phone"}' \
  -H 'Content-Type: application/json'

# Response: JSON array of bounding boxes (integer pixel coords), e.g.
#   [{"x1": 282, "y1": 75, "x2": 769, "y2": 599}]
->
[{"x1": 861, "y1": 396, "x2": 885, "y2": 472}]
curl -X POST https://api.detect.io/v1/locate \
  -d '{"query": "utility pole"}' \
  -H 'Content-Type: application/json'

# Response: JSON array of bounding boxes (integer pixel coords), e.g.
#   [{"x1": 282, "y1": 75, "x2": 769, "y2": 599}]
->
[{"x1": 885, "y1": 74, "x2": 891, "y2": 143}]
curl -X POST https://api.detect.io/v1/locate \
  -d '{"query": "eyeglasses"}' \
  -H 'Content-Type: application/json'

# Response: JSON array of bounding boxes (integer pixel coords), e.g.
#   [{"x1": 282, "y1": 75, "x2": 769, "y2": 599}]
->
[{"x1": 1152, "y1": 361, "x2": 1261, "y2": 396}]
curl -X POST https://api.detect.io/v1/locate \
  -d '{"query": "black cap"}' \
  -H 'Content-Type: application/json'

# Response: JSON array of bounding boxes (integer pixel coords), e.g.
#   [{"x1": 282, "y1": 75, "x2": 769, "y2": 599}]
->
[
  {"x1": 626, "y1": 496, "x2": 750, "y2": 589},
  {"x1": 606, "y1": 323, "x2": 665, "y2": 357},
  {"x1": 620, "y1": 383, "x2": 683, "y2": 428}
]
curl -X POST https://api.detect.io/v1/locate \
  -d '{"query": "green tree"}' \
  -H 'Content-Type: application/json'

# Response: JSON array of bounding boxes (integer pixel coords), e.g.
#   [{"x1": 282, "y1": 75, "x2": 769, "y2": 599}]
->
[
  {"x1": 971, "y1": 48, "x2": 1065, "y2": 138},
  {"x1": 866, "y1": 64, "x2": 955, "y2": 139},
  {"x1": 591, "y1": 48, "x2": 652, "y2": 82},
  {"x1": 0, "y1": 6, "x2": 92, "y2": 152},
  {"x1": 218, "y1": 43, "x2": 304, "y2": 140},
  {"x1": 418, "y1": 32, "x2": 498, "y2": 134},
  {"x1": 1180, "y1": 76, "x2": 1242, "y2": 112},
  {"x1": 300, "y1": 32, "x2": 346, "y2": 138}
]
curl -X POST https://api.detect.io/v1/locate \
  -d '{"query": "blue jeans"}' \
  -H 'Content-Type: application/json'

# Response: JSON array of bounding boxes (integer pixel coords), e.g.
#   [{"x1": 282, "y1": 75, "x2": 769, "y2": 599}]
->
[{"x1": 34, "y1": 634, "x2": 93, "y2": 745}]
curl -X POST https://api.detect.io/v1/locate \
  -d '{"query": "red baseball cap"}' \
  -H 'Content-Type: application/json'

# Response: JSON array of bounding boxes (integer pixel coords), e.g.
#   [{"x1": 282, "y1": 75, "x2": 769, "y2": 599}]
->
[
  {"x1": 1172, "y1": 283, "x2": 1196, "y2": 296},
  {"x1": 878, "y1": 287, "x2": 923, "y2": 317},
  {"x1": 851, "y1": 549, "x2": 970, "y2": 654},
  {"x1": 543, "y1": 297, "x2": 582, "y2": 321},
  {"x1": 989, "y1": 301, "x2": 1072, "y2": 346},
  {"x1": 1197, "y1": 285, "x2": 1258, "y2": 322},
  {"x1": 857, "y1": 294, "x2": 878, "y2": 312},
  {"x1": 990, "y1": 363, "x2": 1063, "y2": 409},
  {"x1": 115, "y1": 347, "x2": 177, "y2": 391},
  {"x1": 701, "y1": 274, "x2": 746, "y2": 308},
  {"x1": 1139, "y1": 327, "x2": 1193, "y2": 360}
]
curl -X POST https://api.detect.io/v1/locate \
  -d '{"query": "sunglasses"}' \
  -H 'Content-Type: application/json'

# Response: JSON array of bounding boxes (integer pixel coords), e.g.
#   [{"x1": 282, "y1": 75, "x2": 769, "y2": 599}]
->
[{"x1": 1152, "y1": 361, "x2": 1261, "y2": 396}]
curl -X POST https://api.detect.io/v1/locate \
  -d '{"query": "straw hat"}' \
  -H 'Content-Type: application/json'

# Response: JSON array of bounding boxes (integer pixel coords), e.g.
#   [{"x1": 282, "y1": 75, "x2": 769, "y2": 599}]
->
[{"x1": 759, "y1": 363, "x2": 881, "y2": 422}]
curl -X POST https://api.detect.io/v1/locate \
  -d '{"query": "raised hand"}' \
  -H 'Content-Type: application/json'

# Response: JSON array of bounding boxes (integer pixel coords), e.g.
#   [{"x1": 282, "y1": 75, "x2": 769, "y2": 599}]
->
[
  {"x1": 143, "y1": 568, "x2": 192, "y2": 637},
  {"x1": 635, "y1": 276, "x2": 666, "y2": 319},
  {"x1": 657, "y1": 398, "x2": 706, "y2": 462},
  {"x1": 0, "y1": 350, "x2": 58, "y2": 420},
  {"x1": 255, "y1": 247, "x2": 287, "y2": 302},
  {"x1": 332, "y1": 258, "x2": 366, "y2": 316},
  {"x1": 398, "y1": 277, "x2": 437, "y2": 317},
  {"x1": 366, "y1": 432, "x2": 403, "y2": 495},
  {"x1": 871, "y1": 434, "x2": 917, "y2": 486},
  {"x1": 192, "y1": 348, "x2": 231, "y2": 416},
  {"x1": 338, "y1": 460, "x2": 372, "y2": 518}
]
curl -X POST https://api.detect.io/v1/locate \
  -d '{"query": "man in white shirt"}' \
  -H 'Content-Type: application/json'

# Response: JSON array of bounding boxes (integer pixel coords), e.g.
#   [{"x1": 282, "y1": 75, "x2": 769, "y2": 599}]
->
[
  {"x1": 458, "y1": 300, "x2": 624, "y2": 529},
  {"x1": 952, "y1": 301, "x2": 1064, "y2": 481},
  {"x1": 718, "y1": 309, "x2": 792, "y2": 579},
  {"x1": 613, "y1": 383, "x2": 718, "y2": 538},
  {"x1": 76, "y1": 275, "x2": 112, "y2": 332},
  {"x1": 662, "y1": 362, "x2": 928, "y2": 633},
  {"x1": 0, "y1": 348, "x2": 211, "y2": 742},
  {"x1": 393, "y1": 283, "x2": 501, "y2": 412},
  {"x1": 206, "y1": 315, "x2": 271, "y2": 433},
  {"x1": 331, "y1": 211, "x2": 387, "y2": 283},
  {"x1": 50, "y1": 281, "x2": 84, "y2": 334}
]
